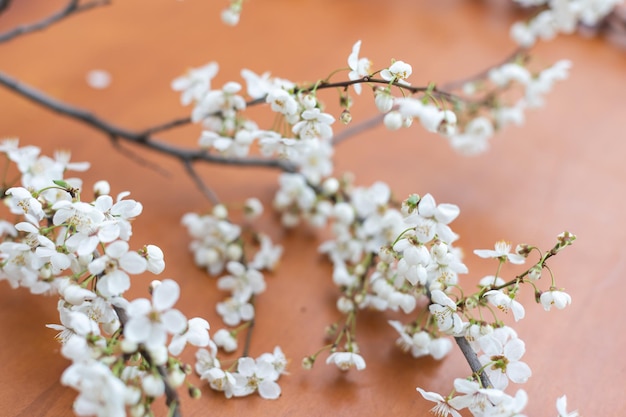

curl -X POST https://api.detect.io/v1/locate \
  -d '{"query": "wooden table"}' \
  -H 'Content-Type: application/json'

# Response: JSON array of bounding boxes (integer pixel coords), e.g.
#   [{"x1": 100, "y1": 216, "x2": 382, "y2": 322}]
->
[{"x1": 1, "y1": 1, "x2": 625, "y2": 416}]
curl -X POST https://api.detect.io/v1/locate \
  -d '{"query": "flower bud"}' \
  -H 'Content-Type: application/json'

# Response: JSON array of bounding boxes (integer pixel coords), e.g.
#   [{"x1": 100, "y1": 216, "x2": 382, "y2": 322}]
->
[
  {"x1": 93, "y1": 180, "x2": 110, "y2": 196},
  {"x1": 302, "y1": 356, "x2": 314, "y2": 370},
  {"x1": 384, "y1": 111, "x2": 403, "y2": 130},
  {"x1": 142, "y1": 374, "x2": 165, "y2": 397},
  {"x1": 188, "y1": 386, "x2": 202, "y2": 399},
  {"x1": 340, "y1": 110, "x2": 352, "y2": 125},
  {"x1": 374, "y1": 88, "x2": 394, "y2": 113},
  {"x1": 244, "y1": 197, "x2": 263, "y2": 219},
  {"x1": 212, "y1": 204, "x2": 228, "y2": 219},
  {"x1": 322, "y1": 177, "x2": 339, "y2": 195},
  {"x1": 528, "y1": 265, "x2": 542, "y2": 281}
]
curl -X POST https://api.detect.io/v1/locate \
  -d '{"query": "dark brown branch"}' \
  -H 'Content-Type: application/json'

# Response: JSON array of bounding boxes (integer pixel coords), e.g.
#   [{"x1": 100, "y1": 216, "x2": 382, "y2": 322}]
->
[
  {"x1": 0, "y1": 70, "x2": 296, "y2": 199},
  {"x1": 454, "y1": 336, "x2": 493, "y2": 389},
  {"x1": 0, "y1": 0, "x2": 110, "y2": 44},
  {"x1": 182, "y1": 159, "x2": 220, "y2": 205},
  {"x1": 306, "y1": 77, "x2": 461, "y2": 103},
  {"x1": 0, "y1": 0, "x2": 12, "y2": 15}
]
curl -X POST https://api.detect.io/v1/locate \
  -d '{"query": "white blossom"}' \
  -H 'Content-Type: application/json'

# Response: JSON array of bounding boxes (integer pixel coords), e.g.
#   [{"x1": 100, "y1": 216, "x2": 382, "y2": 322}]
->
[
  {"x1": 540, "y1": 289, "x2": 572, "y2": 311},
  {"x1": 123, "y1": 279, "x2": 188, "y2": 351},
  {"x1": 347, "y1": 40, "x2": 371, "y2": 94},
  {"x1": 326, "y1": 351, "x2": 366, "y2": 371}
]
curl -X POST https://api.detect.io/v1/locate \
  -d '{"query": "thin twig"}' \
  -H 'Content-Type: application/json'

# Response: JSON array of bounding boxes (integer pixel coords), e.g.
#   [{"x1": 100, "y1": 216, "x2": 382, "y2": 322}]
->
[
  {"x1": 440, "y1": 47, "x2": 528, "y2": 92},
  {"x1": 332, "y1": 113, "x2": 385, "y2": 146},
  {"x1": 109, "y1": 137, "x2": 172, "y2": 177},
  {"x1": 242, "y1": 314, "x2": 255, "y2": 358},
  {"x1": 0, "y1": 70, "x2": 296, "y2": 200},
  {"x1": 454, "y1": 336, "x2": 493, "y2": 389},
  {"x1": 0, "y1": 0, "x2": 110, "y2": 44},
  {"x1": 0, "y1": 0, "x2": 12, "y2": 14},
  {"x1": 182, "y1": 159, "x2": 220, "y2": 205},
  {"x1": 139, "y1": 116, "x2": 192, "y2": 137}
]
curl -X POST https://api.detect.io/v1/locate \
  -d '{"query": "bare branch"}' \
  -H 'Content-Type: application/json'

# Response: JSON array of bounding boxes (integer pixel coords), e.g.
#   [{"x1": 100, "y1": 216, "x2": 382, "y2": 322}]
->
[
  {"x1": 0, "y1": 70, "x2": 295, "y2": 201},
  {"x1": 0, "y1": 0, "x2": 12, "y2": 15},
  {"x1": 182, "y1": 159, "x2": 220, "y2": 205},
  {"x1": 440, "y1": 48, "x2": 528, "y2": 92},
  {"x1": 139, "y1": 116, "x2": 192, "y2": 137},
  {"x1": 109, "y1": 137, "x2": 172, "y2": 178},
  {"x1": 0, "y1": 0, "x2": 110, "y2": 44},
  {"x1": 332, "y1": 113, "x2": 385, "y2": 146}
]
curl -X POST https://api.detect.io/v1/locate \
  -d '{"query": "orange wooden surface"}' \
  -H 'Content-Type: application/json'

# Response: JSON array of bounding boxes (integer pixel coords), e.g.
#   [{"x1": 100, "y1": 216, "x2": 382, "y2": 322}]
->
[{"x1": 1, "y1": 1, "x2": 626, "y2": 416}]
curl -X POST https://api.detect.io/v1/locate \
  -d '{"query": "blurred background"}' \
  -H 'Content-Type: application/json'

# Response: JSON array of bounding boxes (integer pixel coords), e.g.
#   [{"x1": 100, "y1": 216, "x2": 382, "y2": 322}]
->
[{"x1": 1, "y1": 1, "x2": 625, "y2": 416}]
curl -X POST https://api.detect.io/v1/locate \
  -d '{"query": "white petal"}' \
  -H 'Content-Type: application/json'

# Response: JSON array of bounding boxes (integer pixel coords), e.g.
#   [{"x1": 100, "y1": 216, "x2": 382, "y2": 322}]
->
[
  {"x1": 97, "y1": 270, "x2": 130, "y2": 297},
  {"x1": 153, "y1": 279, "x2": 180, "y2": 310},
  {"x1": 258, "y1": 380, "x2": 281, "y2": 399},
  {"x1": 237, "y1": 357, "x2": 256, "y2": 377},
  {"x1": 124, "y1": 316, "x2": 152, "y2": 343},
  {"x1": 120, "y1": 252, "x2": 147, "y2": 274},
  {"x1": 507, "y1": 361, "x2": 532, "y2": 384},
  {"x1": 105, "y1": 240, "x2": 129, "y2": 258},
  {"x1": 504, "y1": 338, "x2": 526, "y2": 361},
  {"x1": 162, "y1": 309, "x2": 187, "y2": 335}
]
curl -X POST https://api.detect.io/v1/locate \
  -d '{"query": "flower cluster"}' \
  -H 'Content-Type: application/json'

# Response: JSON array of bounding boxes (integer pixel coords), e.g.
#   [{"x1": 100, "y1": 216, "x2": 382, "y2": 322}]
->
[
  {"x1": 511, "y1": 0, "x2": 623, "y2": 47},
  {"x1": 195, "y1": 345, "x2": 287, "y2": 399},
  {"x1": 0, "y1": 140, "x2": 216, "y2": 415},
  {"x1": 181, "y1": 200, "x2": 287, "y2": 396}
]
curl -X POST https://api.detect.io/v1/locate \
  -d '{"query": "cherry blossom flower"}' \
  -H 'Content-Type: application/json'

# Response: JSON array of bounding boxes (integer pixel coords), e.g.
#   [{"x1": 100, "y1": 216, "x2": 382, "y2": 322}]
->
[
  {"x1": 404, "y1": 193, "x2": 460, "y2": 244},
  {"x1": 123, "y1": 279, "x2": 188, "y2": 351},
  {"x1": 540, "y1": 289, "x2": 572, "y2": 311},
  {"x1": 447, "y1": 378, "x2": 505, "y2": 414},
  {"x1": 217, "y1": 261, "x2": 266, "y2": 300},
  {"x1": 171, "y1": 61, "x2": 219, "y2": 105},
  {"x1": 89, "y1": 240, "x2": 147, "y2": 298},
  {"x1": 347, "y1": 40, "x2": 371, "y2": 94},
  {"x1": 478, "y1": 327, "x2": 532, "y2": 390},
  {"x1": 233, "y1": 357, "x2": 282, "y2": 399},
  {"x1": 447, "y1": 116, "x2": 494, "y2": 155},
  {"x1": 556, "y1": 395, "x2": 579, "y2": 417},
  {"x1": 257, "y1": 346, "x2": 288, "y2": 380},
  {"x1": 388, "y1": 320, "x2": 452, "y2": 359},
  {"x1": 201, "y1": 367, "x2": 237, "y2": 398},
  {"x1": 381, "y1": 60, "x2": 412, "y2": 85},
  {"x1": 266, "y1": 88, "x2": 298, "y2": 116},
  {"x1": 326, "y1": 351, "x2": 366, "y2": 371},
  {"x1": 195, "y1": 342, "x2": 220, "y2": 375},
  {"x1": 241, "y1": 68, "x2": 294, "y2": 99},
  {"x1": 168, "y1": 317, "x2": 210, "y2": 356},
  {"x1": 61, "y1": 360, "x2": 130, "y2": 417},
  {"x1": 484, "y1": 289, "x2": 526, "y2": 321},
  {"x1": 416, "y1": 388, "x2": 461, "y2": 417},
  {"x1": 474, "y1": 240, "x2": 526, "y2": 264},
  {"x1": 213, "y1": 328, "x2": 238, "y2": 352},
  {"x1": 292, "y1": 108, "x2": 335, "y2": 140},
  {"x1": 142, "y1": 244, "x2": 165, "y2": 274},
  {"x1": 249, "y1": 234, "x2": 283, "y2": 271},
  {"x1": 429, "y1": 290, "x2": 464, "y2": 335},
  {"x1": 5, "y1": 187, "x2": 45, "y2": 223},
  {"x1": 216, "y1": 295, "x2": 255, "y2": 326}
]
